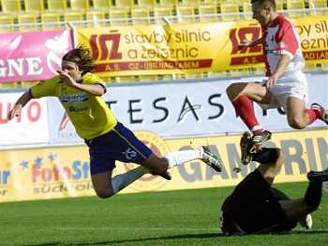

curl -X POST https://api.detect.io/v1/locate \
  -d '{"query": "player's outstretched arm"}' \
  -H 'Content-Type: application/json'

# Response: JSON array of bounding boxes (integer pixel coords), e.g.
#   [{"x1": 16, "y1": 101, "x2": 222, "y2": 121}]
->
[
  {"x1": 266, "y1": 54, "x2": 291, "y2": 88},
  {"x1": 7, "y1": 90, "x2": 32, "y2": 120},
  {"x1": 238, "y1": 37, "x2": 264, "y2": 50},
  {"x1": 72, "y1": 83, "x2": 105, "y2": 96},
  {"x1": 57, "y1": 69, "x2": 105, "y2": 96}
]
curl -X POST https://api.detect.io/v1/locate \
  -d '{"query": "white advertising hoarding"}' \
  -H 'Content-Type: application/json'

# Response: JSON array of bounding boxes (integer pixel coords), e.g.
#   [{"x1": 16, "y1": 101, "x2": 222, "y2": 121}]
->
[
  {"x1": 46, "y1": 73, "x2": 328, "y2": 144},
  {"x1": 0, "y1": 92, "x2": 49, "y2": 146}
]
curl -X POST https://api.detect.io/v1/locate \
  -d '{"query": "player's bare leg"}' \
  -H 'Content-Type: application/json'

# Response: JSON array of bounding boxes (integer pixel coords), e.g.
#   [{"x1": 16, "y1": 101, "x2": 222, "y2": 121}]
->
[
  {"x1": 91, "y1": 167, "x2": 149, "y2": 198},
  {"x1": 227, "y1": 82, "x2": 272, "y2": 144},
  {"x1": 287, "y1": 97, "x2": 327, "y2": 129},
  {"x1": 144, "y1": 148, "x2": 223, "y2": 180}
]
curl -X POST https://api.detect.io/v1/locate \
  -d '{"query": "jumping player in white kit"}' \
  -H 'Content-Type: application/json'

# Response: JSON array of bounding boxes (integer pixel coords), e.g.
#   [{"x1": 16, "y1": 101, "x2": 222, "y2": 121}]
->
[{"x1": 226, "y1": 0, "x2": 328, "y2": 163}]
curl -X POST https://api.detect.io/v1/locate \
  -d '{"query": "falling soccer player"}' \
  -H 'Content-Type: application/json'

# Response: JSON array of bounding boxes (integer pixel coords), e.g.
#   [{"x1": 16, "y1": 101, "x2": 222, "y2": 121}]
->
[
  {"x1": 8, "y1": 46, "x2": 223, "y2": 199},
  {"x1": 220, "y1": 131, "x2": 328, "y2": 235}
]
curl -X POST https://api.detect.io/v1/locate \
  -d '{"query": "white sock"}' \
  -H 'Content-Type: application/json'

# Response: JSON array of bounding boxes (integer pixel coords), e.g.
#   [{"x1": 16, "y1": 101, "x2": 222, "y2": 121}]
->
[
  {"x1": 164, "y1": 149, "x2": 203, "y2": 168},
  {"x1": 111, "y1": 166, "x2": 148, "y2": 193},
  {"x1": 251, "y1": 125, "x2": 263, "y2": 132}
]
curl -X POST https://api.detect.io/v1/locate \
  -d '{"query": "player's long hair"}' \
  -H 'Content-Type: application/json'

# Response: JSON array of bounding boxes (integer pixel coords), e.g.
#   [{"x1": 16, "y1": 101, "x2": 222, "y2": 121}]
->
[{"x1": 63, "y1": 46, "x2": 95, "y2": 74}]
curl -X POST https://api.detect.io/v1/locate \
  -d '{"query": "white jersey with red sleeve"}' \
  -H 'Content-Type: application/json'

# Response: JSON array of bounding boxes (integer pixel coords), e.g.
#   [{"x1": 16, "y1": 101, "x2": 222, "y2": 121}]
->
[{"x1": 262, "y1": 15, "x2": 305, "y2": 83}]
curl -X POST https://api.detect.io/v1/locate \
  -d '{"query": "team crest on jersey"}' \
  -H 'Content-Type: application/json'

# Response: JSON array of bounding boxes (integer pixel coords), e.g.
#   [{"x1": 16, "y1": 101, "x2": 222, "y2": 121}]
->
[{"x1": 123, "y1": 148, "x2": 137, "y2": 160}]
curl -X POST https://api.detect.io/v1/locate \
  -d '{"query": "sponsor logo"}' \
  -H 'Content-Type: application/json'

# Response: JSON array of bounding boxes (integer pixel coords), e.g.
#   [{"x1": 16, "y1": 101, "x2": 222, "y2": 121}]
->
[
  {"x1": 0, "y1": 169, "x2": 10, "y2": 196},
  {"x1": 0, "y1": 100, "x2": 42, "y2": 124},
  {"x1": 121, "y1": 130, "x2": 171, "y2": 192},
  {"x1": 59, "y1": 93, "x2": 88, "y2": 104},
  {"x1": 229, "y1": 26, "x2": 264, "y2": 66},
  {"x1": 0, "y1": 30, "x2": 71, "y2": 81},
  {"x1": 123, "y1": 148, "x2": 138, "y2": 160},
  {"x1": 19, "y1": 153, "x2": 92, "y2": 195},
  {"x1": 45, "y1": 31, "x2": 72, "y2": 74}
]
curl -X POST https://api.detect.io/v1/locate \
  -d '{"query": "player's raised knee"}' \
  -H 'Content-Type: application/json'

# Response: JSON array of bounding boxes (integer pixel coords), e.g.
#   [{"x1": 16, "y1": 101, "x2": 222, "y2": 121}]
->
[
  {"x1": 95, "y1": 189, "x2": 114, "y2": 199},
  {"x1": 226, "y1": 83, "x2": 241, "y2": 100},
  {"x1": 288, "y1": 117, "x2": 306, "y2": 129}
]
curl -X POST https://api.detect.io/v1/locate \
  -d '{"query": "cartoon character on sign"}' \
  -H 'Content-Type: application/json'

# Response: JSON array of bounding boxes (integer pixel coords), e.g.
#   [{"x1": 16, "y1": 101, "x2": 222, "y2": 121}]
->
[{"x1": 45, "y1": 31, "x2": 71, "y2": 74}]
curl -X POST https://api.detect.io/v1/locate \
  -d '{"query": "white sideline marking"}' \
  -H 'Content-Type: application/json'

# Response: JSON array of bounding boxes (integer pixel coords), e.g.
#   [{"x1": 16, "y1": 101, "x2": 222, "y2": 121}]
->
[{"x1": 56, "y1": 227, "x2": 218, "y2": 232}]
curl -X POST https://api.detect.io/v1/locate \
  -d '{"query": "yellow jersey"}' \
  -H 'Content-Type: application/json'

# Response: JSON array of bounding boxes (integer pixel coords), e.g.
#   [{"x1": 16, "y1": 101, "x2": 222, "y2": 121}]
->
[{"x1": 31, "y1": 73, "x2": 117, "y2": 140}]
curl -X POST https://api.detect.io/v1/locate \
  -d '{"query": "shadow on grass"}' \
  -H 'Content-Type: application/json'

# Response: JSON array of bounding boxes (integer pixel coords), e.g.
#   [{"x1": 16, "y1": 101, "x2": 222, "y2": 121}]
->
[
  {"x1": 23, "y1": 230, "x2": 328, "y2": 246},
  {"x1": 23, "y1": 232, "x2": 222, "y2": 246}
]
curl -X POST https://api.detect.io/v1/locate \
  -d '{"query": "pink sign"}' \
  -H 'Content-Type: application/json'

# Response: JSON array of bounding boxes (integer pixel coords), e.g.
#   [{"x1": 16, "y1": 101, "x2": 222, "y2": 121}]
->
[{"x1": 0, "y1": 30, "x2": 74, "y2": 83}]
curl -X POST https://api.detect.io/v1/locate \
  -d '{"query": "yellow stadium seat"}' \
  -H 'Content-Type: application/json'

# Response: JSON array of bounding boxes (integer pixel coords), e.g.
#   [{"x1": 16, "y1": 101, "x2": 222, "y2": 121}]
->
[
  {"x1": 114, "y1": 0, "x2": 134, "y2": 8},
  {"x1": 64, "y1": 11, "x2": 85, "y2": 27},
  {"x1": 203, "y1": 0, "x2": 220, "y2": 4},
  {"x1": 18, "y1": 13, "x2": 39, "y2": 31},
  {"x1": 152, "y1": 6, "x2": 175, "y2": 24},
  {"x1": 176, "y1": 5, "x2": 196, "y2": 23},
  {"x1": 131, "y1": 8, "x2": 151, "y2": 24},
  {"x1": 305, "y1": 62, "x2": 321, "y2": 72},
  {"x1": 242, "y1": 2, "x2": 252, "y2": 20},
  {"x1": 137, "y1": 0, "x2": 156, "y2": 7},
  {"x1": 137, "y1": 75, "x2": 159, "y2": 82},
  {"x1": 180, "y1": 0, "x2": 200, "y2": 6},
  {"x1": 198, "y1": 4, "x2": 218, "y2": 22},
  {"x1": 1, "y1": 0, "x2": 22, "y2": 13},
  {"x1": 41, "y1": 12, "x2": 64, "y2": 30},
  {"x1": 115, "y1": 75, "x2": 139, "y2": 83},
  {"x1": 185, "y1": 72, "x2": 206, "y2": 79},
  {"x1": 286, "y1": 0, "x2": 306, "y2": 17},
  {"x1": 108, "y1": 8, "x2": 130, "y2": 25},
  {"x1": 220, "y1": 2, "x2": 240, "y2": 21},
  {"x1": 275, "y1": 0, "x2": 284, "y2": 12},
  {"x1": 86, "y1": 10, "x2": 107, "y2": 27},
  {"x1": 309, "y1": 0, "x2": 328, "y2": 15},
  {"x1": 24, "y1": 0, "x2": 44, "y2": 12},
  {"x1": 158, "y1": 0, "x2": 179, "y2": 6},
  {"x1": 70, "y1": 0, "x2": 90, "y2": 10},
  {"x1": 93, "y1": 0, "x2": 111, "y2": 10},
  {"x1": 0, "y1": 14, "x2": 15, "y2": 32},
  {"x1": 47, "y1": 0, "x2": 67, "y2": 11}
]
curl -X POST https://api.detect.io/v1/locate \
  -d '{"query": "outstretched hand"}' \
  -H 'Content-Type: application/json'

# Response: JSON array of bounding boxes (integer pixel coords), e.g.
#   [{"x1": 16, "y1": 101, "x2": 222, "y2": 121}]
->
[
  {"x1": 57, "y1": 69, "x2": 77, "y2": 87},
  {"x1": 238, "y1": 39, "x2": 252, "y2": 50},
  {"x1": 265, "y1": 75, "x2": 278, "y2": 88},
  {"x1": 8, "y1": 104, "x2": 22, "y2": 120}
]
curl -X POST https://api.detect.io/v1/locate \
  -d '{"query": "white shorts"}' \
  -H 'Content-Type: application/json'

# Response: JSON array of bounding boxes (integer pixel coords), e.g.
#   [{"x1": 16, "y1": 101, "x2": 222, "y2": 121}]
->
[{"x1": 259, "y1": 72, "x2": 308, "y2": 111}]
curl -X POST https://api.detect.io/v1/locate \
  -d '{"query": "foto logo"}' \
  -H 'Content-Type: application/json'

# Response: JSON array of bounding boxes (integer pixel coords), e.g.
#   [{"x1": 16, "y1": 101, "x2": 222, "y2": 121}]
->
[
  {"x1": 32, "y1": 161, "x2": 89, "y2": 183},
  {"x1": 0, "y1": 170, "x2": 10, "y2": 185}
]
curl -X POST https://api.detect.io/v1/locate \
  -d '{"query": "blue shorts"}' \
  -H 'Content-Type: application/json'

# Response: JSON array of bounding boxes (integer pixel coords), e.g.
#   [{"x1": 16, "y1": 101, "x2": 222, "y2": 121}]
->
[{"x1": 85, "y1": 122, "x2": 153, "y2": 175}]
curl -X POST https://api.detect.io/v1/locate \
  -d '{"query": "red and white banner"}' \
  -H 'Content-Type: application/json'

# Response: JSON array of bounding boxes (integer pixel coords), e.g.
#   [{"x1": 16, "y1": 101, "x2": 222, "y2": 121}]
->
[
  {"x1": 0, "y1": 93, "x2": 49, "y2": 146},
  {"x1": 0, "y1": 30, "x2": 74, "y2": 83}
]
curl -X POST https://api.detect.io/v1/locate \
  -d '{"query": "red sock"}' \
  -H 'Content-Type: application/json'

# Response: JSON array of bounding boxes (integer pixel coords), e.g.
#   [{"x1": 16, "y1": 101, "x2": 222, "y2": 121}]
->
[
  {"x1": 232, "y1": 95, "x2": 261, "y2": 131},
  {"x1": 305, "y1": 109, "x2": 321, "y2": 125}
]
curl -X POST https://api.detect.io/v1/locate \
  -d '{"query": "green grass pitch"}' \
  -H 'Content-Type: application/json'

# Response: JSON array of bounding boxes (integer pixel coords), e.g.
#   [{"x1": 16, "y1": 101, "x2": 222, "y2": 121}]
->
[{"x1": 0, "y1": 182, "x2": 327, "y2": 246}]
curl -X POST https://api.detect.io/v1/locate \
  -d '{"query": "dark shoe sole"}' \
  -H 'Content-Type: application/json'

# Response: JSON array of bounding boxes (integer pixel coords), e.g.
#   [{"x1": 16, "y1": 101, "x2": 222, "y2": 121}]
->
[
  {"x1": 307, "y1": 169, "x2": 328, "y2": 182},
  {"x1": 160, "y1": 171, "x2": 172, "y2": 180},
  {"x1": 240, "y1": 132, "x2": 253, "y2": 165}
]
